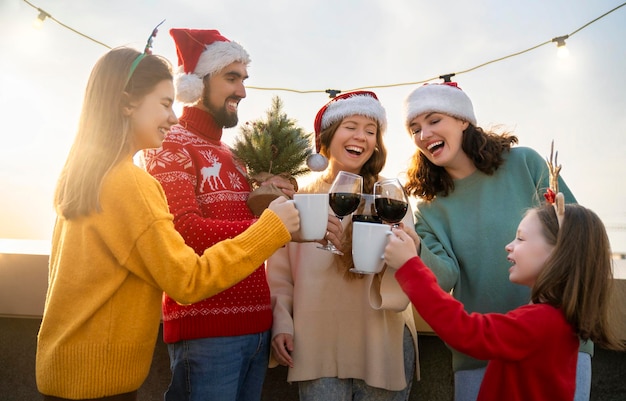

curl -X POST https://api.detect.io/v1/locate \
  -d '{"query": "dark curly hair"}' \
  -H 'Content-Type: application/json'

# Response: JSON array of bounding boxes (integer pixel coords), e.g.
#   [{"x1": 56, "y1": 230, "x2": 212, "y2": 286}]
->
[{"x1": 404, "y1": 124, "x2": 518, "y2": 201}]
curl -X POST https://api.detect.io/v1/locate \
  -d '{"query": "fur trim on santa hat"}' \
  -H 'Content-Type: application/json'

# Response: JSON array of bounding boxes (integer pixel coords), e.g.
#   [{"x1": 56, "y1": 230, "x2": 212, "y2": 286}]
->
[
  {"x1": 403, "y1": 82, "x2": 476, "y2": 131},
  {"x1": 320, "y1": 95, "x2": 387, "y2": 134},
  {"x1": 315, "y1": 91, "x2": 387, "y2": 139},
  {"x1": 194, "y1": 40, "x2": 250, "y2": 81}
]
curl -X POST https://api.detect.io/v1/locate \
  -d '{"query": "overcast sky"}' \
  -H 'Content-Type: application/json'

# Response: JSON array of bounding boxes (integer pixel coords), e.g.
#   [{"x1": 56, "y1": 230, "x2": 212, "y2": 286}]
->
[{"x1": 1, "y1": 0, "x2": 625, "y2": 252}]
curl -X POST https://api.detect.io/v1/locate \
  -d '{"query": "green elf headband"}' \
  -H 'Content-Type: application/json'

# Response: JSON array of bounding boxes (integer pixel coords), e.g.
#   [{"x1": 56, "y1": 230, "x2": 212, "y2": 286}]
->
[{"x1": 125, "y1": 19, "x2": 165, "y2": 86}]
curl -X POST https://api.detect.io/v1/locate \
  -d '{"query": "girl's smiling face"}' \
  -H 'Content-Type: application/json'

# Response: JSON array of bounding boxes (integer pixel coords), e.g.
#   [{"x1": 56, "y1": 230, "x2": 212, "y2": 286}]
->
[
  {"x1": 128, "y1": 79, "x2": 178, "y2": 153},
  {"x1": 409, "y1": 112, "x2": 475, "y2": 179},
  {"x1": 505, "y1": 210, "x2": 555, "y2": 287},
  {"x1": 327, "y1": 114, "x2": 378, "y2": 175}
]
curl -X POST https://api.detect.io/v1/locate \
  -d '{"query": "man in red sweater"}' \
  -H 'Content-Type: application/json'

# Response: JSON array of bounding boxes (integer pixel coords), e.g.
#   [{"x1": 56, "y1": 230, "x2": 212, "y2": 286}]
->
[{"x1": 144, "y1": 28, "x2": 295, "y2": 401}]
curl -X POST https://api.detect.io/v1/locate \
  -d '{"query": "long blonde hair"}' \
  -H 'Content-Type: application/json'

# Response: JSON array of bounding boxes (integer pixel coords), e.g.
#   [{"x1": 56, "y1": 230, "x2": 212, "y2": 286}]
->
[{"x1": 54, "y1": 48, "x2": 172, "y2": 219}]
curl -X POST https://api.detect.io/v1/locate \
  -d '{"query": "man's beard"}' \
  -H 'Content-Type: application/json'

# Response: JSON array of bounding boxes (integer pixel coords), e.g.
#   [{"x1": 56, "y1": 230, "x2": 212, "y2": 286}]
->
[{"x1": 202, "y1": 93, "x2": 239, "y2": 128}]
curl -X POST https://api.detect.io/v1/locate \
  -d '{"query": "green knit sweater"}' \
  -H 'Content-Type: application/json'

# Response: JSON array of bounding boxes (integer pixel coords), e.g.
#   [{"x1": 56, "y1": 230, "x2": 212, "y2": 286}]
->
[
  {"x1": 415, "y1": 147, "x2": 591, "y2": 371},
  {"x1": 36, "y1": 159, "x2": 291, "y2": 398}
]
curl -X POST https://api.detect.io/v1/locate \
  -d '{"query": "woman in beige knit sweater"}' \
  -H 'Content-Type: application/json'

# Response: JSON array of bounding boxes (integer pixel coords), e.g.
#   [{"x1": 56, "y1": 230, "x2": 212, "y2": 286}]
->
[{"x1": 267, "y1": 91, "x2": 418, "y2": 401}]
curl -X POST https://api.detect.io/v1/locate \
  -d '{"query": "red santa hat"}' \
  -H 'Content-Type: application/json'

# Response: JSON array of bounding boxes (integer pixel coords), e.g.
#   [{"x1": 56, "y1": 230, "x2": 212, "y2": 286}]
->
[
  {"x1": 313, "y1": 91, "x2": 387, "y2": 153},
  {"x1": 169, "y1": 28, "x2": 250, "y2": 104}
]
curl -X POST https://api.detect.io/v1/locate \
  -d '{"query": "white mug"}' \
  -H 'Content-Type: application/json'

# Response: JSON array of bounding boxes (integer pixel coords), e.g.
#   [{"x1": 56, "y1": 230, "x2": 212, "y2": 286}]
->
[
  {"x1": 291, "y1": 193, "x2": 329, "y2": 241},
  {"x1": 351, "y1": 221, "x2": 392, "y2": 274}
]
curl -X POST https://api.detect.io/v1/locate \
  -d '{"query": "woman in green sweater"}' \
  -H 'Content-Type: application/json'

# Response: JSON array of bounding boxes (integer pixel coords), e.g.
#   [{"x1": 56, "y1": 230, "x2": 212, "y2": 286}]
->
[
  {"x1": 35, "y1": 44, "x2": 299, "y2": 400},
  {"x1": 401, "y1": 82, "x2": 591, "y2": 401}
]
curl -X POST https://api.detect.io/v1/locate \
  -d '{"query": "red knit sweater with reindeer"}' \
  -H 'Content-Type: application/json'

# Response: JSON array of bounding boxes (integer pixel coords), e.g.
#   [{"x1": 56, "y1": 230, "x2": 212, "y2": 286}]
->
[{"x1": 144, "y1": 106, "x2": 271, "y2": 343}]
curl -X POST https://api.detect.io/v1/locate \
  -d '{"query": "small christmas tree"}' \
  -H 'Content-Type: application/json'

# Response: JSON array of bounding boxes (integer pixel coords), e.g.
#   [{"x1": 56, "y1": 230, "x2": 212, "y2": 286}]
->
[{"x1": 232, "y1": 96, "x2": 313, "y2": 215}]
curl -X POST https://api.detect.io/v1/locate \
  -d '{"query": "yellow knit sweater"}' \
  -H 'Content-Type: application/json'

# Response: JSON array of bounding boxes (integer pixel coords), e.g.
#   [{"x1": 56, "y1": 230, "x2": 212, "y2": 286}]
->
[{"x1": 36, "y1": 160, "x2": 291, "y2": 398}]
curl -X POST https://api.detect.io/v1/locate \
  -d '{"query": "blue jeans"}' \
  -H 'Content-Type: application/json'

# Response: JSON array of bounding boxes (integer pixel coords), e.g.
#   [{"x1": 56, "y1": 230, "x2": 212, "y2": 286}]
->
[
  {"x1": 574, "y1": 352, "x2": 591, "y2": 401},
  {"x1": 165, "y1": 331, "x2": 270, "y2": 401},
  {"x1": 453, "y1": 367, "x2": 486, "y2": 401},
  {"x1": 453, "y1": 352, "x2": 591, "y2": 401},
  {"x1": 298, "y1": 326, "x2": 415, "y2": 401}
]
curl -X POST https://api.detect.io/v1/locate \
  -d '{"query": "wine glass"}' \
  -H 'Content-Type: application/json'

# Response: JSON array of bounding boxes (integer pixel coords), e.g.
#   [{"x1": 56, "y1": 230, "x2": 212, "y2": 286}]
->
[
  {"x1": 318, "y1": 171, "x2": 363, "y2": 255},
  {"x1": 373, "y1": 178, "x2": 409, "y2": 227},
  {"x1": 351, "y1": 194, "x2": 382, "y2": 224}
]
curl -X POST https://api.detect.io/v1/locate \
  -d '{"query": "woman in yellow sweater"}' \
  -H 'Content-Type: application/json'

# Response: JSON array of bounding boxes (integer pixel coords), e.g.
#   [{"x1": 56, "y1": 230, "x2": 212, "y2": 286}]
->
[{"x1": 35, "y1": 44, "x2": 300, "y2": 400}]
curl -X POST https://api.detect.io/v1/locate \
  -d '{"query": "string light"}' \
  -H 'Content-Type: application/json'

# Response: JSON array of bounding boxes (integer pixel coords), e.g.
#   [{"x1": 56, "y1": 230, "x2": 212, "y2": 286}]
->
[
  {"x1": 22, "y1": 0, "x2": 112, "y2": 49},
  {"x1": 251, "y1": 2, "x2": 626, "y2": 96},
  {"x1": 21, "y1": 0, "x2": 625, "y2": 96},
  {"x1": 439, "y1": 74, "x2": 456, "y2": 83},
  {"x1": 552, "y1": 35, "x2": 570, "y2": 58},
  {"x1": 32, "y1": 8, "x2": 49, "y2": 29}
]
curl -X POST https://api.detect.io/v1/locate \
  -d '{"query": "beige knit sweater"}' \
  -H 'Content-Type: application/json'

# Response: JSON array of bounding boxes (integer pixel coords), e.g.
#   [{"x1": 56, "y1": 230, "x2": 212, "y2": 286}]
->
[{"x1": 267, "y1": 178, "x2": 419, "y2": 391}]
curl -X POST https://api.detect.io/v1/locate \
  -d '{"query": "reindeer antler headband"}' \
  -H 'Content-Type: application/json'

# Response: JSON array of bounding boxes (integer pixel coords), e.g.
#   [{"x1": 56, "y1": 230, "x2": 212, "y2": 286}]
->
[
  {"x1": 125, "y1": 20, "x2": 165, "y2": 87},
  {"x1": 544, "y1": 140, "x2": 565, "y2": 227}
]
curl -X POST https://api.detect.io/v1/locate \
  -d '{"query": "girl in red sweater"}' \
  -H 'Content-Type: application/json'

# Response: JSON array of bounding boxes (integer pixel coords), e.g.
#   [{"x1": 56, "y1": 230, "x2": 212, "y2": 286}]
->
[{"x1": 385, "y1": 198, "x2": 625, "y2": 401}]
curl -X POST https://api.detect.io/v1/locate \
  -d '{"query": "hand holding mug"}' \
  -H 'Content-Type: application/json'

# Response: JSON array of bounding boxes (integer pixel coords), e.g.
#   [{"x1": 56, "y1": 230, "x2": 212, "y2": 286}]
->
[
  {"x1": 268, "y1": 196, "x2": 300, "y2": 234},
  {"x1": 384, "y1": 228, "x2": 419, "y2": 269}
]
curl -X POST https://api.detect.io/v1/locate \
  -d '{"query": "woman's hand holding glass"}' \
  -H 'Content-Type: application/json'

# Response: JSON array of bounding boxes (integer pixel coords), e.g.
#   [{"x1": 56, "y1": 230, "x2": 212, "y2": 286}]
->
[{"x1": 318, "y1": 171, "x2": 363, "y2": 255}]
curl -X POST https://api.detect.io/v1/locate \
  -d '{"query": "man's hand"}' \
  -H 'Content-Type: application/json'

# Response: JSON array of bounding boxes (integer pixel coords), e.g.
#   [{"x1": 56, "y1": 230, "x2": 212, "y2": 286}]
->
[{"x1": 262, "y1": 175, "x2": 296, "y2": 198}]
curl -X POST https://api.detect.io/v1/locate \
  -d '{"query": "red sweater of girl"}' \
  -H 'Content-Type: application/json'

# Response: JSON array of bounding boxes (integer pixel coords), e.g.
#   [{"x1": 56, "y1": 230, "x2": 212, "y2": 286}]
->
[
  {"x1": 395, "y1": 256, "x2": 579, "y2": 401},
  {"x1": 144, "y1": 106, "x2": 271, "y2": 343}
]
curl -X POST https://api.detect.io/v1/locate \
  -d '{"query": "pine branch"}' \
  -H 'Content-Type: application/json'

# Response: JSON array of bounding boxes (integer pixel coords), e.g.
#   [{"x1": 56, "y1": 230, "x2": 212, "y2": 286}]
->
[{"x1": 232, "y1": 96, "x2": 313, "y2": 178}]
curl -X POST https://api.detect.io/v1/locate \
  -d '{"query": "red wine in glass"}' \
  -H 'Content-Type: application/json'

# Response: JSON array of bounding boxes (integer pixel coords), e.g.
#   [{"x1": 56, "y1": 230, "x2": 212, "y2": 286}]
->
[
  {"x1": 373, "y1": 178, "x2": 409, "y2": 226},
  {"x1": 374, "y1": 197, "x2": 408, "y2": 224},
  {"x1": 329, "y1": 193, "x2": 361, "y2": 217}
]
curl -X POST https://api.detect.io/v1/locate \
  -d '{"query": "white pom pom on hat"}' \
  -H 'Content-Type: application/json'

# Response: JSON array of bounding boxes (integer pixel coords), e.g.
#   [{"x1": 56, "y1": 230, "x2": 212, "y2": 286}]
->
[
  {"x1": 305, "y1": 153, "x2": 329, "y2": 172},
  {"x1": 169, "y1": 28, "x2": 251, "y2": 105},
  {"x1": 403, "y1": 82, "x2": 477, "y2": 131},
  {"x1": 173, "y1": 70, "x2": 204, "y2": 105}
]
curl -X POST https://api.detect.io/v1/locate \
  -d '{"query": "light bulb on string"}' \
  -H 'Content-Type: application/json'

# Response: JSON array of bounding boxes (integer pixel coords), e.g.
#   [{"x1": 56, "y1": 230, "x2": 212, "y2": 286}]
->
[
  {"x1": 552, "y1": 35, "x2": 570, "y2": 59},
  {"x1": 32, "y1": 9, "x2": 50, "y2": 30}
]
